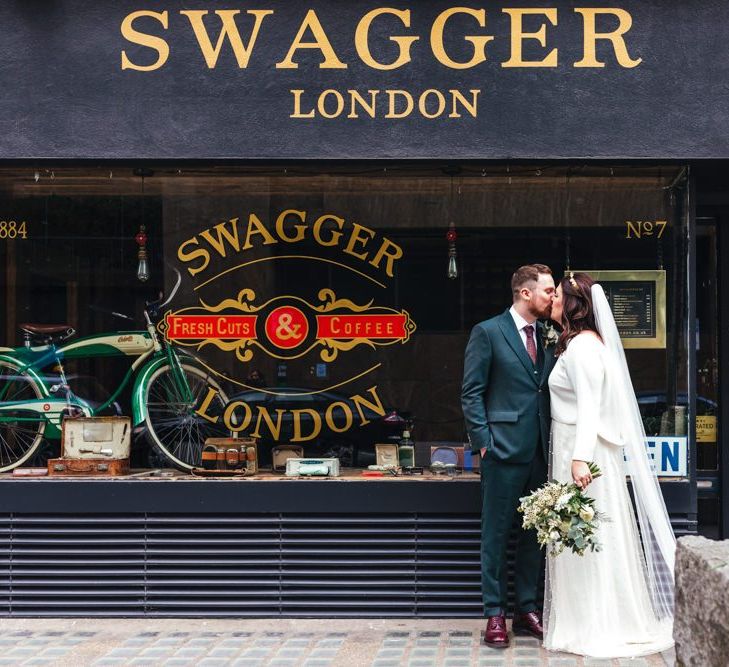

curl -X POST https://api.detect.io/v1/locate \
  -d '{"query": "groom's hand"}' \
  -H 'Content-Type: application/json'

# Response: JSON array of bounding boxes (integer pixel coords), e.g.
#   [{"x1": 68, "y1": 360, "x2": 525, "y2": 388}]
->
[
  {"x1": 572, "y1": 460, "x2": 593, "y2": 489},
  {"x1": 480, "y1": 447, "x2": 487, "y2": 459}
]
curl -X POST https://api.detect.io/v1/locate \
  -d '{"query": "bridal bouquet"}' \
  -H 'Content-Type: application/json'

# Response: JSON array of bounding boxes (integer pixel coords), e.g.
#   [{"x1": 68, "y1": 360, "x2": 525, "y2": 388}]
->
[{"x1": 518, "y1": 463, "x2": 608, "y2": 557}]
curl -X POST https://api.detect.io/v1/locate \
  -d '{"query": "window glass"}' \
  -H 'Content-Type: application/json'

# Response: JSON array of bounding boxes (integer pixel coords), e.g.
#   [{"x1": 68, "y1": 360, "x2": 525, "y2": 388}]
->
[{"x1": 0, "y1": 166, "x2": 688, "y2": 474}]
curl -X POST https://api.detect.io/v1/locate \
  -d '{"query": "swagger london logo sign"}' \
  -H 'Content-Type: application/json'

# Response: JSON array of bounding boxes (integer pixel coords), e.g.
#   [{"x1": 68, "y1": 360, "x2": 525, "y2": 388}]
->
[
  {"x1": 120, "y1": 6, "x2": 642, "y2": 122},
  {"x1": 159, "y1": 209, "x2": 416, "y2": 441}
]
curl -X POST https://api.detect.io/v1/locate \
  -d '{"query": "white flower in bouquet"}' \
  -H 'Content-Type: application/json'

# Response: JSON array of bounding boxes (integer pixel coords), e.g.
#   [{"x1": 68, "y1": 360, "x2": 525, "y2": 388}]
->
[
  {"x1": 555, "y1": 491, "x2": 574, "y2": 511},
  {"x1": 518, "y1": 462, "x2": 609, "y2": 557},
  {"x1": 579, "y1": 506, "x2": 595, "y2": 522}
]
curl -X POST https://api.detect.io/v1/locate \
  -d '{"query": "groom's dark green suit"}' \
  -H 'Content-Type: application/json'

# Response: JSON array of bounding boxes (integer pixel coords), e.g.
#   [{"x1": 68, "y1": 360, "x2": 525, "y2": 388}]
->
[{"x1": 462, "y1": 309, "x2": 557, "y2": 618}]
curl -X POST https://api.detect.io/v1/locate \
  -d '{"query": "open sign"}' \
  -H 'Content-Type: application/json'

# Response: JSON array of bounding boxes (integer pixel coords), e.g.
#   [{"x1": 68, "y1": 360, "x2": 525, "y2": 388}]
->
[{"x1": 623, "y1": 437, "x2": 688, "y2": 477}]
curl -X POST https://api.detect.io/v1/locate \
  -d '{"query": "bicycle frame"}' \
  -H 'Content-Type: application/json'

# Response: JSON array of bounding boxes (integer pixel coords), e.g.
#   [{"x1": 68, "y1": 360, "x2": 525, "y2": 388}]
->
[{"x1": 0, "y1": 312, "x2": 195, "y2": 440}]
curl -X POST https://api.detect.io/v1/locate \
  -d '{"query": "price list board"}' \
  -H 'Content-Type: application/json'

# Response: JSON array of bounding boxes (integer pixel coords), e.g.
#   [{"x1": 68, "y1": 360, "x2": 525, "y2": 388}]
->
[
  {"x1": 603, "y1": 281, "x2": 656, "y2": 338},
  {"x1": 572, "y1": 270, "x2": 666, "y2": 349}
]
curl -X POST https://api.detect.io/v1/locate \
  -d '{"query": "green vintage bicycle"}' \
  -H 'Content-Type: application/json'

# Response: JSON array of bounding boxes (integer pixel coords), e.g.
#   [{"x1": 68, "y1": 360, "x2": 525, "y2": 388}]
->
[{"x1": 0, "y1": 271, "x2": 231, "y2": 472}]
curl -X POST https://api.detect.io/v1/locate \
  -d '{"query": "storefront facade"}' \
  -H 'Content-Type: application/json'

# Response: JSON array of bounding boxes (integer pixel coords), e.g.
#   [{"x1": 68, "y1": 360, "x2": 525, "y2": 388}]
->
[{"x1": 0, "y1": 1, "x2": 725, "y2": 616}]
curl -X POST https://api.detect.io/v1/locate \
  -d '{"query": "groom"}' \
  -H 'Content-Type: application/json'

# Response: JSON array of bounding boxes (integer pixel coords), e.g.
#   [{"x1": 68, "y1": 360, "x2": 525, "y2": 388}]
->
[{"x1": 461, "y1": 264, "x2": 557, "y2": 648}]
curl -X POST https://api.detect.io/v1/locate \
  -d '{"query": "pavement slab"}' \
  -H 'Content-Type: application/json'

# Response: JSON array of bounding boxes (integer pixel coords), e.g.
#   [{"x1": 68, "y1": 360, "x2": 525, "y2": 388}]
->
[{"x1": 0, "y1": 619, "x2": 675, "y2": 666}]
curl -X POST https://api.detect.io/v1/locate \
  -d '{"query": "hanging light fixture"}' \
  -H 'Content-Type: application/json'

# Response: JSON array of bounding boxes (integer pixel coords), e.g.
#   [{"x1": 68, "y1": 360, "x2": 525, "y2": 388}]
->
[
  {"x1": 135, "y1": 225, "x2": 150, "y2": 282},
  {"x1": 444, "y1": 166, "x2": 460, "y2": 280},
  {"x1": 446, "y1": 221, "x2": 458, "y2": 279},
  {"x1": 133, "y1": 168, "x2": 154, "y2": 282}
]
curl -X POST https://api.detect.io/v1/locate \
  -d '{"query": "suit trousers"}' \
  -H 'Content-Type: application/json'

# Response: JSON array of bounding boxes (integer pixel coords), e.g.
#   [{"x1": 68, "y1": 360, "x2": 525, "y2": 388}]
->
[{"x1": 479, "y1": 447, "x2": 547, "y2": 617}]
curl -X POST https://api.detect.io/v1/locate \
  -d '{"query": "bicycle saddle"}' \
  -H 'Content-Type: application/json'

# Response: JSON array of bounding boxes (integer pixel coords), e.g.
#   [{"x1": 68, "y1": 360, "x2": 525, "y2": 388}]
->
[
  {"x1": 19, "y1": 324, "x2": 76, "y2": 344},
  {"x1": 19, "y1": 323, "x2": 74, "y2": 335}
]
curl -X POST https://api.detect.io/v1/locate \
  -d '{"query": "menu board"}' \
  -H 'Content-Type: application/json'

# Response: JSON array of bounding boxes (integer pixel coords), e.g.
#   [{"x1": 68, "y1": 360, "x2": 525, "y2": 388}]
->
[
  {"x1": 603, "y1": 281, "x2": 656, "y2": 338},
  {"x1": 572, "y1": 270, "x2": 666, "y2": 349}
]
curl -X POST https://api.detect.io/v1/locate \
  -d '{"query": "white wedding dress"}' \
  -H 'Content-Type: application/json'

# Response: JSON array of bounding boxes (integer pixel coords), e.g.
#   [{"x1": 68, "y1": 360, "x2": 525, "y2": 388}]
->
[{"x1": 544, "y1": 333, "x2": 674, "y2": 658}]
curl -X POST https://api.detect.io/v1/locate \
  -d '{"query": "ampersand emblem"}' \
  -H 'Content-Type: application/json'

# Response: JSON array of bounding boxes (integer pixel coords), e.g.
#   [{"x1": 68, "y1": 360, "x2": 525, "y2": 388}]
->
[
  {"x1": 275, "y1": 313, "x2": 301, "y2": 341},
  {"x1": 265, "y1": 306, "x2": 309, "y2": 350}
]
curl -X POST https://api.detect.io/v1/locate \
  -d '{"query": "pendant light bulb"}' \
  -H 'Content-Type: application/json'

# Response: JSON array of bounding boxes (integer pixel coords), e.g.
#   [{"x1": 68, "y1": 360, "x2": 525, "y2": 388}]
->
[
  {"x1": 448, "y1": 253, "x2": 458, "y2": 279},
  {"x1": 135, "y1": 225, "x2": 150, "y2": 282},
  {"x1": 137, "y1": 254, "x2": 150, "y2": 282},
  {"x1": 446, "y1": 221, "x2": 458, "y2": 280}
]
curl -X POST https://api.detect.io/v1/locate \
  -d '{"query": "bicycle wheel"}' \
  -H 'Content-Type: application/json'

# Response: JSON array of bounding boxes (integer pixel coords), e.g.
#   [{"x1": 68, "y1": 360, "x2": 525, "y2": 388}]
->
[
  {"x1": 0, "y1": 359, "x2": 46, "y2": 472},
  {"x1": 144, "y1": 362, "x2": 231, "y2": 471}
]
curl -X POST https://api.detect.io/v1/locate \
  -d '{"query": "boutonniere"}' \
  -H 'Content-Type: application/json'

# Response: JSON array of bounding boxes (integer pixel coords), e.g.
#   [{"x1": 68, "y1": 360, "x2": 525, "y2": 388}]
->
[{"x1": 541, "y1": 321, "x2": 559, "y2": 349}]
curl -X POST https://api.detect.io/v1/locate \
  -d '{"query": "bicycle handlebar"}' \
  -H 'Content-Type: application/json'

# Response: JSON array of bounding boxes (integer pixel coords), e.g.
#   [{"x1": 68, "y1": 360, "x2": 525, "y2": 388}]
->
[
  {"x1": 145, "y1": 266, "x2": 182, "y2": 317},
  {"x1": 88, "y1": 304, "x2": 135, "y2": 322},
  {"x1": 159, "y1": 268, "x2": 182, "y2": 309}
]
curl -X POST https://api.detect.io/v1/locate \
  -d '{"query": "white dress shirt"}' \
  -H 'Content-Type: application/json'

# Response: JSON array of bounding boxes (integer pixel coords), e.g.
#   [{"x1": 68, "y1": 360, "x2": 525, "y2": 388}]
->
[{"x1": 509, "y1": 305, "x2": 538, "y2": 352}]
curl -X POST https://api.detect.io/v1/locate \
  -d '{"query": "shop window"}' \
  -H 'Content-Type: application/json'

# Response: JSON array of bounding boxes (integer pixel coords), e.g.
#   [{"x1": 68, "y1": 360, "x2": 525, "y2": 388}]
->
[{"x1": 0, "y1": 166, "x2": 689, "y2": 478}]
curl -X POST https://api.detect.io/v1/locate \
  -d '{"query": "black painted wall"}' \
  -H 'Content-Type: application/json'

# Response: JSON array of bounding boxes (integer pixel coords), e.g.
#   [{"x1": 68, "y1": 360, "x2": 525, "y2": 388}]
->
[{"x1": 0, "y1": 1, "x2": 726, "y2": 159}]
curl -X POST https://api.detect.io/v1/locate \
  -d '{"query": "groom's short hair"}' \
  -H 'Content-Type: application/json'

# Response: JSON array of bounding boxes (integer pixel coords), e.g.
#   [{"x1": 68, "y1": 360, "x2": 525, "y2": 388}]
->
[{"x1": 511, "y1": 263, "x2": 552, "y2": 297}]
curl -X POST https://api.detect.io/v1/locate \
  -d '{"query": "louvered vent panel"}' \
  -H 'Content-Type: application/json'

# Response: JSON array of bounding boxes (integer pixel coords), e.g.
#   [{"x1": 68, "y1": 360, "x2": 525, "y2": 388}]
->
[
  {"x1": 281, "y1": 516, "x2": 420, "y2": 617},
  {"x1": 0, "y1": 515, "x2": 10, "y2": 614},
  {"x1": 415, "y1": 517, "x2": 482, "y2": 617},
  {"x1": 145, "y1": 516, "x2": 282, "y2": 617},
  {"x1": 0, "y1": 513, "x2": 694, "y2": 617},
  {"x1": 9, "y1": 516, "x2": 146, "y2": 616}
]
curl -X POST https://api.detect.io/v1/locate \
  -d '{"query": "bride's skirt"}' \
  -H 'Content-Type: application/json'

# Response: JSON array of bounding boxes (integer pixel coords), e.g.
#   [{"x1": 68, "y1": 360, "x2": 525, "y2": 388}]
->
[{"x1": 543, "y1": 420, "x2": 674, "y2": 659}]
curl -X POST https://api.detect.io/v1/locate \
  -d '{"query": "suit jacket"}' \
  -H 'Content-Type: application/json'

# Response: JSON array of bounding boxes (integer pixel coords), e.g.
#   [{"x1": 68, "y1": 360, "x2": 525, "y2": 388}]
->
[{"x1": 461, "y1": 309, "x2": 557, "y2": 463}]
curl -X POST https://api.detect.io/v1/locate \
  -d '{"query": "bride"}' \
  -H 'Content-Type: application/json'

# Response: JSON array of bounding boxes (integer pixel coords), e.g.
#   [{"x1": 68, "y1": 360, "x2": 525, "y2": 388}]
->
[{"x1": 544, "y1": 271, "x2": 675, "y2": 658}]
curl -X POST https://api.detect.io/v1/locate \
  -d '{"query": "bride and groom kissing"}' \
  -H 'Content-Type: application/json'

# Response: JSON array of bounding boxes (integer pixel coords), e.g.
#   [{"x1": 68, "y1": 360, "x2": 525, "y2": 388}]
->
[{"x1": 461, "y1": 264, "x2": 675, "y2": 659}]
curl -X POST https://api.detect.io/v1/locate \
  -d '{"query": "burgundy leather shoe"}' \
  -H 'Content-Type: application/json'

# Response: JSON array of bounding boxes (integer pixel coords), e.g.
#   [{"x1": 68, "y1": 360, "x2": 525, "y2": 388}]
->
[
  {"x1": 512, "y1": 611, "x2": 544, "y2": 640},
  {"x1": 483, "y1": 615, "x2": 509, "y2": 648}
]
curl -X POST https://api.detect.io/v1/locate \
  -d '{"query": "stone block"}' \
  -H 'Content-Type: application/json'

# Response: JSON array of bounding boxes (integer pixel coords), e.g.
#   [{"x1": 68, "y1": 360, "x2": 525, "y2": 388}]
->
[{"x1": 675, "y1": 536, "x2": 729, "y2": 666}]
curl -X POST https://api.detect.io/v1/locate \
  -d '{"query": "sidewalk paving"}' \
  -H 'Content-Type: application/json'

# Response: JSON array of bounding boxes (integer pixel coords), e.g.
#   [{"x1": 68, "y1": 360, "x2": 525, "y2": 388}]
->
[{"x1": 0, "y1": 619, "x2": 675, "y2": 667}]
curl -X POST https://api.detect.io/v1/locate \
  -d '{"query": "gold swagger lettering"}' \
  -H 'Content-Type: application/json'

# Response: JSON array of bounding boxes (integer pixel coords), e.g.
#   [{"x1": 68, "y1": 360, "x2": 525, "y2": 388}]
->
[
  {"x1": 178, "y1": 210, "x2": 403, "y2": 280},
  {"x1": 120, "y1": 7, "x2": 642, "y2": 71},
  {"x1": 180, "y1": 10, "x2": 273, "y2": 68}
]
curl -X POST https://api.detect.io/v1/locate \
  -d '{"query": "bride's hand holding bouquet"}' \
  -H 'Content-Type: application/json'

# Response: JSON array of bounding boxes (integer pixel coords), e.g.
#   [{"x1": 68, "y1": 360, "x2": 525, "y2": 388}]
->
[{"x1": 518, "y1": 462, "x2": 609, "y2": 557}]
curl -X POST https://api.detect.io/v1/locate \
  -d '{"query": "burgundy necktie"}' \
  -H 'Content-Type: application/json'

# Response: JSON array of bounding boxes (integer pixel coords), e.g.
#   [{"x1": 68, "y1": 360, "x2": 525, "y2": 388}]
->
[{"x1": 524, "y1": 324, "x2": 537, "y2": 364}]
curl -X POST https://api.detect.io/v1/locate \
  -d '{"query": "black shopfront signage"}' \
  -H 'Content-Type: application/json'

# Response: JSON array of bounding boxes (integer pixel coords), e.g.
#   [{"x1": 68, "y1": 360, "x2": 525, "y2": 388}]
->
[{"x1": 1, "y1": 1, "x2": 728, "y2": 159}]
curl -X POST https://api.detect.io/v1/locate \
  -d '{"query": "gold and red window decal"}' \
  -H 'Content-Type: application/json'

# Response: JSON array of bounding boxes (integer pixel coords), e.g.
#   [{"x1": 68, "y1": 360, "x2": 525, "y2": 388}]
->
[{"x1": 158, "y1": 289, "x2": 415, "y2": 362}]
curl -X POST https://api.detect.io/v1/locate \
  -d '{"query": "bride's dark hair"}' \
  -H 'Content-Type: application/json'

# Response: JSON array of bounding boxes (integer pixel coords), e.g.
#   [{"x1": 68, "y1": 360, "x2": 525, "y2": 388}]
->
[{"x1": 555, "y1": 272, "x2": 599, "y2": 355}]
